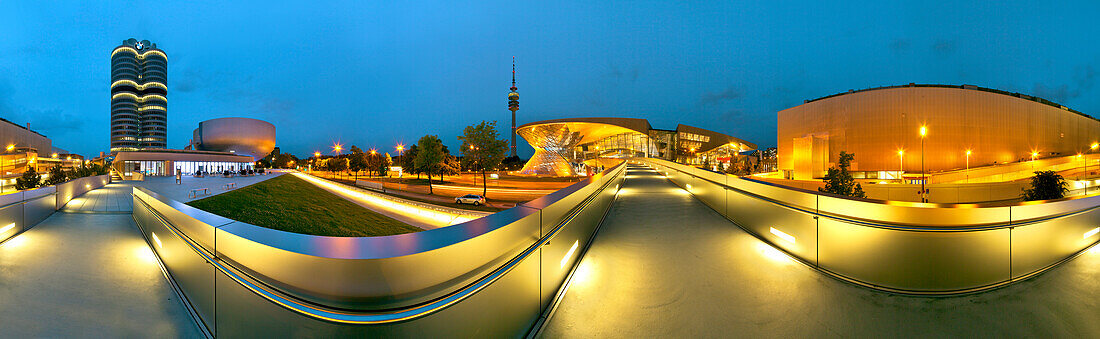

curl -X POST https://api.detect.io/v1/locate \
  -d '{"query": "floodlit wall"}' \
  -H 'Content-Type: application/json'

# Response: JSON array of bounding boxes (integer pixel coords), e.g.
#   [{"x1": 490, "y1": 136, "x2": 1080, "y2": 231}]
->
[
  {"x1": 778, "y1": 86, "x2": 1100, "y2": 179},
  {"x1": 644, "y1": 158, "x2": 1100, "y2": 294},
  {"x1": 132, "y1": 162, "x2": 626, "y2": 337}
]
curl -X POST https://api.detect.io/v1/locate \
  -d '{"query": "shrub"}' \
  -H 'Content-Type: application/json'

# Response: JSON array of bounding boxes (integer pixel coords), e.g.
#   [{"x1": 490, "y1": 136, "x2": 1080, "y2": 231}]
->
[
  {"x1": 45, "y1": 165, "x2": 67, "y2": 186},
  {"x1": 819, "y1": 151, "x2": 866, "y2": 198},
  {"x1": 15, "y1": 167, "x2": 42, "y2": 190},
  {"x1": 1022, "y1": 170, "x2": 1067, "y2": 201}
]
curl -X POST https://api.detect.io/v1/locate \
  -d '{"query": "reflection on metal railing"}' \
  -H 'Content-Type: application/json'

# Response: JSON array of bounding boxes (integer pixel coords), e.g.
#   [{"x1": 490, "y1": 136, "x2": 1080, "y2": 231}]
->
[
  {"x1": 641, "y1": 158, "x2": 1100, "y2": 294},
  {"x1": 132, "y1": 161, "x2": 627, "y2": 337}
]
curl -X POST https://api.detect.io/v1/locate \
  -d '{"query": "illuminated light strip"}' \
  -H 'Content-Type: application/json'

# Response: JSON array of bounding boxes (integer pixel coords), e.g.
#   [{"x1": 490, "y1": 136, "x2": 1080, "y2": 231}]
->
[
  {"x1": 560, "y1": 240, "x2": 579, "y2": 268},
  {"x1": 1085, "y1": 227, "x2": 1100, "y2": 239},
  {"x1": 292, "y1": 173, "x2": 478, "y2": 226},
  {"x1": 0, "y1": 222, "x2": 14, "y2": 234},
  {"x1": 770, "y1": 227, "x2": 796, "y2": 244},
  {"x1": 110, "y1": 80, "x2": 167, "y2": 90},
  {"x1": 111, "y1": 47, "x2": 168, "y2": 60},
  {"x1": 111, "y1": 93, "x2": 167, "y2": 102},
  {"x1": 151, "y1": 232, "x2": 163, "y2": 249},
  {"x1": 431, "y1": 184, "x2": 558, "y2": 194},
  {"x1": 137, "y1": 105, "x2": 167, "y2": 111}
]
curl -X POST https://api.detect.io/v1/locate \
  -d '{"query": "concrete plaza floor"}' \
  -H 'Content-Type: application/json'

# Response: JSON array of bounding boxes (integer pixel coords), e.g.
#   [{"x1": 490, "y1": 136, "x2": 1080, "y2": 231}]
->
[
  {"x1": 539, "y1": 165, "x2": 1100, "y2": 338},
  {"x1": 134, "y1": 172, "x2": 285, "y2": 203},
  {"x1": 0, "y1": 212, "x2": 201, "y2": 337}
]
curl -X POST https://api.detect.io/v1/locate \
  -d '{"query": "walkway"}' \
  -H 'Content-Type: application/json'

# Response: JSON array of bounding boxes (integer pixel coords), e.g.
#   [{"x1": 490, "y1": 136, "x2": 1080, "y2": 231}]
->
[
  {"x1": 61, "y1": 183, "x2": 134, "y2": 213},
  {"x1": 0, "y1": 211, "x2": 201, "y2": 337},
  {"x1": 539, "y1": 165, "x2": 1100, "y2": 337}
]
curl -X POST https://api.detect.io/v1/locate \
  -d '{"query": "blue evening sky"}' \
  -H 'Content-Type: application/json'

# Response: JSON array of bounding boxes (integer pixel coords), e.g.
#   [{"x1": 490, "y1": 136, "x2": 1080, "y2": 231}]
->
[{"x1": 1, "y1": 1, "x2": 1098, "y2": 158}]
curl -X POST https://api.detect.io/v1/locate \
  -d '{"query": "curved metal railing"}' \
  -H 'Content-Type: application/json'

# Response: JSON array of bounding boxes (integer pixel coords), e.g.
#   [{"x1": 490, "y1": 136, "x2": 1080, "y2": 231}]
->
[
  {"x1": 642, "y1": 158, "x2": 1100, "y2": 295},
  {"x1": 132, "y1": 162, "x2": 626, "y2": 337}
]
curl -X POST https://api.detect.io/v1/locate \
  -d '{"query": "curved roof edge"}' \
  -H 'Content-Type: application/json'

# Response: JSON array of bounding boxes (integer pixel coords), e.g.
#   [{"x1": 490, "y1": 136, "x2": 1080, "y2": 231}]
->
[
  {"x1": 518, "y1": 117, "x2": 757, "y2": 152},
  {"x1": 518, "y1": 117, "x2": 652, "y2": 135},
  {"x1": 803, "y1": 84, "x2": 1093, "y2": 121}
]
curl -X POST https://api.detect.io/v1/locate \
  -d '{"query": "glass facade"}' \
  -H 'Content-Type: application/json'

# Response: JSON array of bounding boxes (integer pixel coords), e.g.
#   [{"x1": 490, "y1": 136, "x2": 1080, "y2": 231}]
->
[{"x1": 123, "y1": 160, "x2": 252, "y2": 176}]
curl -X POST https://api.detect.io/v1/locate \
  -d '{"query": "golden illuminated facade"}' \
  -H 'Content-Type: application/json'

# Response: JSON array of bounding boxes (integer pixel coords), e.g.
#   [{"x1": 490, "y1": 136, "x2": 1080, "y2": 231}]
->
[
  {"x1": 517, "y1": 117, "x2": 755, "y2": 176},
  {"x1": 778, "y1": 84, "x2": 1100, "y2": 180},
  {"x1": 111, "y1": 38, "x2": 168, "y2": 152}
]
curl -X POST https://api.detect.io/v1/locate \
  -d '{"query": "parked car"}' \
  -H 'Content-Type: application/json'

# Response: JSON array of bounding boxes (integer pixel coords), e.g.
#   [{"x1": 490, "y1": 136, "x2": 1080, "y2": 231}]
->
[{"x1": 455, "y1": 194, "x2": 486, "y2": 206}]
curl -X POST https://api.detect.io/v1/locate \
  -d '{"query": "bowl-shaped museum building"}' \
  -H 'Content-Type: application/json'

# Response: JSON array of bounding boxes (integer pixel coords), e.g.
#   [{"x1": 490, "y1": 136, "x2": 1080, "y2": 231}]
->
[{"x1": 191, "y1": 117, "x2": 276, "y2": 160}]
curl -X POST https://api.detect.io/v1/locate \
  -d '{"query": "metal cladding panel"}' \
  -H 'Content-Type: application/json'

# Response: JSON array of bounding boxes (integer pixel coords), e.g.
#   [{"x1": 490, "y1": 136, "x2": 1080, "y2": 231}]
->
[
  {"x1": 1009, "y1": 195, "x2": 1100, "y2": 277},
  {"x1": 213, "y1": 210, "x2": 540, "y2": 310},
  {"x1": 134, "y1": 187, "x2": 227, "y2": 253},
  {"x1": 539, "y1": 171, "x2": 620, "y2": 309},
  {"x1": 0, "y1": 202, "x2": 23, "y2": 242},
  {"x1": 194, "y1": 117, "x2": 276, "y2": 160},
  {"x1": 22, "y1": 194, "x2": 55, "y2": 227},
  {"x1": 642, "y1": 157, "x2": 1097, "y2": 293},
  {"x1": 212, "y1": 249, "x2": 541, "y2": 337},
  {"x1": 133, "y1": 197, "x2": 216, "y2": 334},
  {"x1": 778, "y1": 86, "x2": 1100, "y2": 174},
  {"x1": 817, "y1": 220, "x2": 1011, "y2": 291},
  {"x1": 724, "y1": 180, "x2": 819, "y2": 262}
]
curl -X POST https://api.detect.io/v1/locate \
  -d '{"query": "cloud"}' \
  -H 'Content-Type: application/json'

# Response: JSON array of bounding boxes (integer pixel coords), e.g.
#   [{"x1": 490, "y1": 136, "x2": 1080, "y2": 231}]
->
[
  {"x1": 699, "y1": 86, "x2": 742, "y2": 106},
  {"x1": 1030, "y1": 65, "x2": 1098, "y2": 103},
  {"x1": 19, "y1": 108, "x2": 86, "y2": 136},
  {"x1": 889, "y1": 38, "x2": 910, "y2": 52},
  {"x1": 605, "y1": 64, "x2": 640, "y2": 82},
  {"x1": 931, "y1": 40, "x2": 956, "y2": 54},
  {"x1": 719, "y1": 108, "x2": 744, "y2": 122}
]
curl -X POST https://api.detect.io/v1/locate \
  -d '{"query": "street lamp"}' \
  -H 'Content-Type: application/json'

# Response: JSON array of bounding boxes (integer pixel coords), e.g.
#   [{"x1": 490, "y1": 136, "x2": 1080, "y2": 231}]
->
[
  {"x1": 1, "y1": 144, "x2": 11, "y2": 193},
  {"x1": 332, "y1": 143, "x2": 343, "y2": 155},
  {"x1": 897, "y1": 149, "x2": 904, "y2": 182},
  {"x1": 1031, "y1": 151, "x2": 1038, "y2": 171},
  {"x1": 919, "y1": 126, "x2": 927, "y2": 202},
  {"x1": 965, "y1": 149, "x2": 972, "y2": 183}
]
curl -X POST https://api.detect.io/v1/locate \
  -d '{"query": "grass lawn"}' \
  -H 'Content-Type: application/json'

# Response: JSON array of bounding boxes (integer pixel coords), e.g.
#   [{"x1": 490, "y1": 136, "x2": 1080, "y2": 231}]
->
[{"x1": 186, "y1": 174, "x2": 422, "y2": 237}]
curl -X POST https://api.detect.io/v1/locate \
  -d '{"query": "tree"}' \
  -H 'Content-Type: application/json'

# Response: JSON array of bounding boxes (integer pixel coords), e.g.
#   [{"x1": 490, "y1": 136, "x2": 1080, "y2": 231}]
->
[
  {"x1": 441, "y1": 154, "x2": 461, "y2": 176},
  {"x1": 402, "y1": 144, "x2": 420, "y2": 179},
  {"x1": 457, "y1": 121, "x2": 509, "y2": 196},
  {"x1": 348, "y1": 146, "x2": 367, "y2": 181},
  {"x1": 16, "y1": 167, "x2": 41, "y2": 190},
  {"x1": 274, "y1": 153, "x2": 298, "y2": 169},
  {"x1": 414, "y1": 135, "x2": 445, "y2": 194},
  {"x1": 819, "y1": 151, "x2": 865, "y2": 198},
  {"x1": 383, "y1": 153, "x2": 394, "y2": 177},
  {"x1": 501, "y1": 155, "x2": 525, "y2": 171},
  {"x1": 46, "y1": 165, "x2": 67, "y2": 185},
  {"x1": 1022, "y1": 170, "x2": 1067, "y2": 201},
  {"x1": 326, "y1": 156, "x2": 347, "y2": 174}
]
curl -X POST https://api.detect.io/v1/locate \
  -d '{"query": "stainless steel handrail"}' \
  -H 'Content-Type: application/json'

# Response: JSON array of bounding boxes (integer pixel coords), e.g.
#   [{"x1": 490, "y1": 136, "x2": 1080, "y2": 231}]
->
[
  {"x1": 651, "y1": 161, "x2": 1100, "y2": 231},
  {"x1": 135, "y1": 162, "x2": 627, "y2": 324}
]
